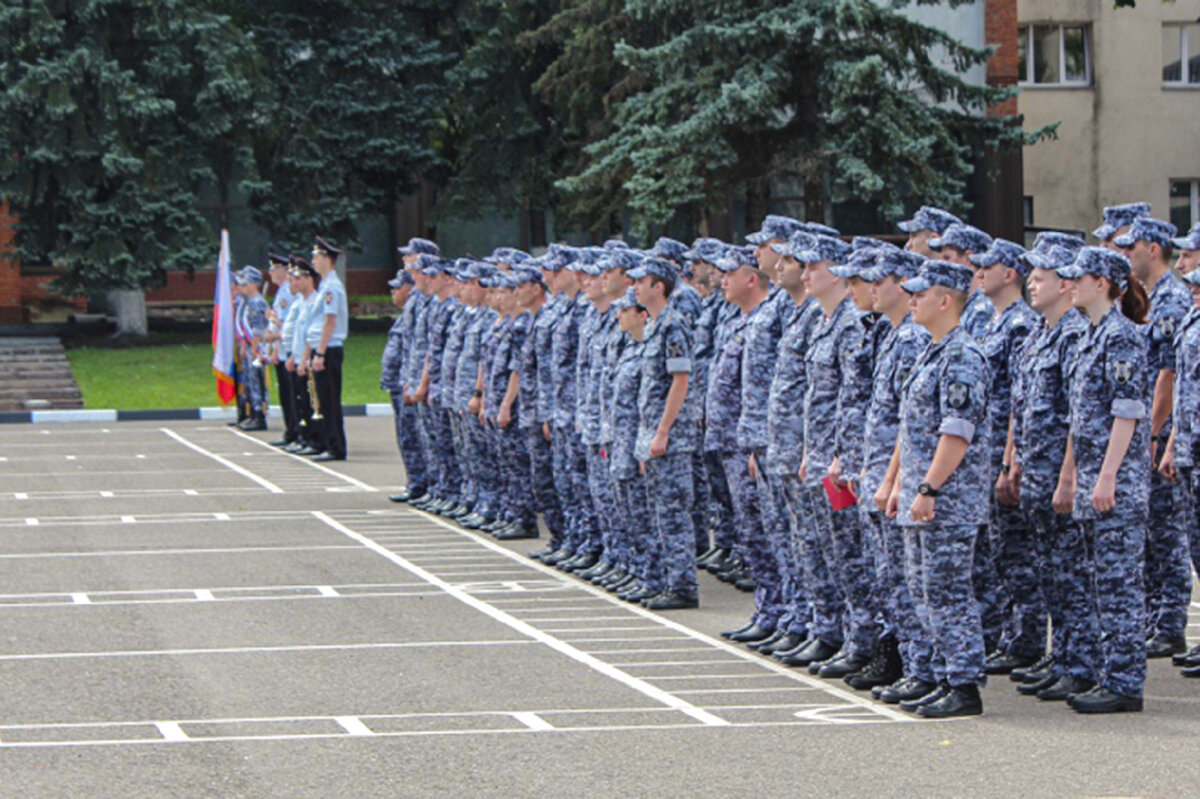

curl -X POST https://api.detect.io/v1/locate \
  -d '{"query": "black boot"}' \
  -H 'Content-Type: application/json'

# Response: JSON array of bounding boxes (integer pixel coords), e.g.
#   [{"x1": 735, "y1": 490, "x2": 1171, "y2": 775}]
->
[
  {"x1": 845, "y1": 636, "x2": 903, "y2": 690},
  {"x1": 917, "y1": 684, "x2": 982, "y2": 718}
]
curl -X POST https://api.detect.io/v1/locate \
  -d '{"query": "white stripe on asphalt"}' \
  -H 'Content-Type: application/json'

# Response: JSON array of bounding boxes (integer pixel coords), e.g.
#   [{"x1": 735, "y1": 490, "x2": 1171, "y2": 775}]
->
[{"x1": 160, "y1": 428, "x2": 284, "y2": 494}]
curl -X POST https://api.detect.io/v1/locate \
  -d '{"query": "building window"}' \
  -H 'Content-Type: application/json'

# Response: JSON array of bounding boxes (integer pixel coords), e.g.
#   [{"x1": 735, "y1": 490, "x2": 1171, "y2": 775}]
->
[
  {"x1": 1162, "y1": 23, "x2": 1200, "y2": 85},
  {"x1": 1170, "y1": 180, "x2": 1200, "y2": 232},
  {"x1": 1023, "y1": 196, "x2": 1034, "y2": 228},
  {"x1": 1018, "y1": 24, "x2": 1091, "y2": 87}
]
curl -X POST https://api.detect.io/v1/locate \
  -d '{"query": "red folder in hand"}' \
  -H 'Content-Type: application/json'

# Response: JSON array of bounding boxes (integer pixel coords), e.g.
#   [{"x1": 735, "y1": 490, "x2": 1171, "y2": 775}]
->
[{"x1": 823, "y1": 476, "x2": 858, "y2": 511}]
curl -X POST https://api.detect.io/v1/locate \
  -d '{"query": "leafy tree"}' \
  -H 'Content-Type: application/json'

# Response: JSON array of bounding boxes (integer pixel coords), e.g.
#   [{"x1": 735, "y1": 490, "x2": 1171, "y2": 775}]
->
[
  {"x1": 560, "y1": 0, "x2": 1056, "y2": 239},
  {"x1": 0, "y1": 0, "x2": 259, "y2": 298}
]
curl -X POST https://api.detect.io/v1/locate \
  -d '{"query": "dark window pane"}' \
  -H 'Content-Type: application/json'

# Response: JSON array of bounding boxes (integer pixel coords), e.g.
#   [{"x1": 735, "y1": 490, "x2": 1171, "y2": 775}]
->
[
  {"x1": 1018, "y1": 27, "x2": 1028, "y2": 83},
  {"x1": 1064, "y1": 27, "x2": 1087, "y2": 82},
  {"x1": 1163, "y1": 25, "x2": 1183, "y2": 82},
  {"x1": 1034, "y1": 25, "x2": 1060, "y2": 84},
  {"x1": 1188, "y1": 24, "x2": 1200, "y2": 83},
  {"x1": 1169, "y1": 180, "x2": 1193, "y2": 232}
]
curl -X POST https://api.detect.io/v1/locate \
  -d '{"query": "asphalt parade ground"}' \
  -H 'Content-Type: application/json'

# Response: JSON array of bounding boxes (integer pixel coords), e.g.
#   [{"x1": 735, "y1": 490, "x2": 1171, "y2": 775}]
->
[{"x1": 0, "y1": 418, "x2": 1198, "y2": 797}]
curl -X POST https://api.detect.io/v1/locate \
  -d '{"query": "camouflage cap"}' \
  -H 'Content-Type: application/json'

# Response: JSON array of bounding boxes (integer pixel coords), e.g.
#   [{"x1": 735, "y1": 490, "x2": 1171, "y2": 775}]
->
[
  {"x1": 1093, "y1": 202, "x2": 1152, "y2": 241},
  {"x1": 1173, "y1": 221, "x2": 1200, "y2": 251},
  {"x1": 398, "y1": 237, "x2": 439, "y2": 256},
  {"x1": 897, "y1": 206, "x2": 962, "y2": 235},
  {"x1": 969, "y1": 238, "x2": 1029, "y2": 276},
  {"x1": 627, "y1": 256, "x2": 680, "y2": 283},
  {"x1": 747, "y1": 214, "x2": 803, "y2": 245},
  {"x1": 1113, "y1": 217, "x2": 1177, "y2": 250},
  {"x1": 794, "y1": 234, "x2": 853, "y2": 265},
  {"x1": 901, "y1": 259, "x2": 974, "y2": 295},
  {"x1": 1056, "y1": 246, "x2": 1133, "y2": 290},
  {"x1": 928, "y1": 223, "x2": 993, "y2": 254}
]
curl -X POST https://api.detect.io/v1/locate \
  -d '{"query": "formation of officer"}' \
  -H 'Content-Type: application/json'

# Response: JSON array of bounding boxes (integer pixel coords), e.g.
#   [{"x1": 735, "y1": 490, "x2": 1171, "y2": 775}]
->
[{"x1": 374, "y1": 206, "x2": 1200, "y2": 718}]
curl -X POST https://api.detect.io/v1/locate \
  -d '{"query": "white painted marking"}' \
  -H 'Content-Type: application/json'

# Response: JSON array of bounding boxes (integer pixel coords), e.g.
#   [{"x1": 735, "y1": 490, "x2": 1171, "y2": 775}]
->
[
  {"x1": 120, "y1": 515, "x2": 136, "y2": 524},
  {"x1": 363, "y1": 402, "x2": 395, "y2": 417},
  {"x1": 99, "y1": 491, "x2": 114, "y2": 498},
  {"x1": 213, "y1": 513, "x2": 231, "y2": 521},
  {"x1": 408, "y1": 509, "x2": 912, "y2": 724},
  {"x1": 159, "y1": 429, "x2": 284, "y2": 494},
  {"x1": 70, "y1": 593, "x2": 90, "y2": 605},
  {"x1": 154, "y1": 722, "x2": 189, "y2": 742},
  {"x1": 242, "y1": 452, "x2": 254, "y2": 456},
  {"x1": 511, "y1": 712, "x2": 554, "y2": 731},
  {"x1": 14, "y1": 493, "x2": 28, "y2": 500},
  {"x1": 317, "y1": 586, "x2": 339, "y2": 597},
  {"x1": 194, "y1": 590, "x2": 215, "y2": 602},
  {"x1": 65, "y1": 455, "x2": 76, "y2": 461},
  {"x1": 335, "y1": 717, "x2": 374, "y2": 737},
  {"x1": 31, "y1": 410, "x2": 117, "y2": 424},
  {"x1": 183, "y1": 489, "x2": 199, "y2": 496},
  {"x1": 0, "y1": 640, "x2": 537, "y2": 662},
  {"x1": 23, "y1": 518, "x2": 37, "y2": 526},
  {"x1": 0, "y1": 545, "x2": 359, "y2": 561},
  {"x1": 312, "y1": 511, "x2": 728, "y2": 728},
  {"x1": 228, "y1": 428, "x2": 377, "y2": 492},
  {"x1": 136, "y1": 454, "x2": 146, "y2": 459},
  {"x1": 101, "y1": 429, "x2": 110, "y2": 433}
]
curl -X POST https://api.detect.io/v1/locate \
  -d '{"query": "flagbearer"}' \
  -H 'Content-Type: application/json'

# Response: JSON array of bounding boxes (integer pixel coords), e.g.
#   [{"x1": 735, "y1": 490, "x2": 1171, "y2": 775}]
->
[
  {"x1": 307, "y1": 237, "x2": 349, "y2": 461},
  {"x1": 235, "y1": 265, "x2": 270, "y2": 431}
]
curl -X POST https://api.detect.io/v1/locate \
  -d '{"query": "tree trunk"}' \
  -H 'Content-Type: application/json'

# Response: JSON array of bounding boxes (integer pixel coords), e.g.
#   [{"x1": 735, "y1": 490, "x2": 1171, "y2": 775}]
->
[
  {"x1": 107, "y1": 289, "x2": 148, "y2": 338},
  {"x1": 745, "y1": 177, "x2": 770, "y2": 234}
]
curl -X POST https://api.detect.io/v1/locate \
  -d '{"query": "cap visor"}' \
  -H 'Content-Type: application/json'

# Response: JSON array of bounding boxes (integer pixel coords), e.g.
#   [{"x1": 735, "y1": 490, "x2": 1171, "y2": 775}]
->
[{"x1": 900, "y1": 277, "x2": 932, "y2": 294}]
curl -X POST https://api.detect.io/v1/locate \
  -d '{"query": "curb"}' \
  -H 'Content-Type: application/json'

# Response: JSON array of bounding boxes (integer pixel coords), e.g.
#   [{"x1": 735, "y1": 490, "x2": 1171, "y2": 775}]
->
[{"x1": 0, "y1": 403, "x2": 397, "y2": 425}]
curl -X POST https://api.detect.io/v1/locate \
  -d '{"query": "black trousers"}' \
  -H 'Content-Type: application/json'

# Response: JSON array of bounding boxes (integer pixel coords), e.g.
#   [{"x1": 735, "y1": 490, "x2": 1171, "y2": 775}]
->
[
  {"x1": 314, "y1": 346, "x2": 346, "y2": 459},
  {"x1": 274, "y1": 363, "x2": 298, "y2": 442},
  {"x1": 294, "y1": 368, "x2": 324, "y2": 451}
]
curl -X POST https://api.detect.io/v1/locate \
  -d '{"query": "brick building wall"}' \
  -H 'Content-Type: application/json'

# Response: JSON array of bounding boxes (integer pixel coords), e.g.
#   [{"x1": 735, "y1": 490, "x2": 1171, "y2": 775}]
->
[
  {"x1": 0, "y1": 201, "x2": 21, "y2": 323},
  {"x1": 986, "y1": 0, "x2": 1020, "y2": 117}
]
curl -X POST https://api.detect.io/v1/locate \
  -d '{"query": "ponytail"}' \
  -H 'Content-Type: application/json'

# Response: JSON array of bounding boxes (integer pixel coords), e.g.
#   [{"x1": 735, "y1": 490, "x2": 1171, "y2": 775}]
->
[{"x1": 1108, "y1": 279, "x2": 1149, "y2": 324}]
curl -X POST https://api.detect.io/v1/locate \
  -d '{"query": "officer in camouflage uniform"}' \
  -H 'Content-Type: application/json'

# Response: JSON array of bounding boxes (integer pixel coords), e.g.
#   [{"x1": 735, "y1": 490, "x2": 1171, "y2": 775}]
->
[
  {"x1": 882, "y1": 258, "x2": 990, "y2": 718},
  {"x1": 632, "y1": 256, "x2": 702, "y2": 610},
  {"x1": 235, "y1": 266, "x2": 270, "y2": 431},
  {"x1": 928, "y1": 223, "x2": 995, "y2": 340},
  {"x1": 440, "y1": 261, "x2": 479, "y2": 521},
  {"x1": 381, "y1": 267, "x2": 430, "y2": 504},
  {"x1": 1094, "y1": 202, "x2": 1152, "y2": 252},
  {"x1": 1115, "y1": 217, "x2": 1191, "y2": 659},
  {"x1": 1057, "y1": 246, "x2": 1150, "y2": 713}
]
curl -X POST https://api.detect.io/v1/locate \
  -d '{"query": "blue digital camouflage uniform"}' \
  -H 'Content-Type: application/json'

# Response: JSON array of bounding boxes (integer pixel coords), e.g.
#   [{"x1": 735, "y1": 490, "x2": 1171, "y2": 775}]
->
[
  {"x1": 243, "y1": 292, "x2": 270, "y2": 412},
  {"x1": 551, "y1": 291, "x2": 595, "y2": 555},
  {"x1": 486, "y1": 311, "x2": 533, "y2": 527},
  {"x1": 1065, "y1": 304, "x2": 1150, "y2": 697},
  {"x1": 637, "y1": 304, "x2": 701, "y2": 600},
  {"x1": 978, "y1": 298, "x2": 1041, "y2": 658},
  {"x1": 898, "y1": 323, "x2": 991, "y2": 688},
  {"x1": 802, "y1": 295, "x2": 876, "y2": 656},
  {"x1": 442, "y1": 300, "x2": 476, "y2": 510},
  {"x1": 1171, "y1": 301, "x2": 1200, "y2": 577},
  {"x1": 860, "y1": 311, "x2": 931, "y2": 681},
  {"x1": 961, "y1": 289, "x2": 995, "y2": 340},
  {"x1": 424, "y1": 294, "x2": 463, "y2": 504},
  {"x1": 762, "y1": 297, "x2": 824, "y2": 639},
  {"x1": 1014, "y1": 307, "x2": 1098, "y2": 682},
  {"x1": 699, "y1": 291, "x2": 738, "y2": 553},
  {"x1": 382, "y1": 288, "x2": 430, "y2": 497},
  {"x1": 610, "y1": 333, "x2": 651, "y2": 581},
  {"x1": 457, "y1": 305, "x2": 500, "y2": 519},
  {"x1": 581, "y1": 305, "x2": 622, "y2": 562},
  {"x1": 522, "y1": 298, "x2": 565, "y2": 540},
  {"x1": 1142, "y1": 270, "x2": 1192, "y2": 643},
  {"x1": 598, "y1": 305, "x2": 634, "y2": 572}
]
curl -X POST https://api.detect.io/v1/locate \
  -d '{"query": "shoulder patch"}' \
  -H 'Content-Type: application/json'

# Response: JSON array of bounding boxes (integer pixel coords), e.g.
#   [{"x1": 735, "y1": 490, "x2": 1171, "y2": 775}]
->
[
  {"x1": 1111, "y1": 359, "x2": 1134, "y2": 384},
  {"x1": 946, "y1": 382, "x2": 970, "y2": 409},
  {"x1": 1158, "y1": 316, "x2": 1176, "y2": 338},
  {"x1": 324, "y1": 292, "x2": 332, "y2": 305}
]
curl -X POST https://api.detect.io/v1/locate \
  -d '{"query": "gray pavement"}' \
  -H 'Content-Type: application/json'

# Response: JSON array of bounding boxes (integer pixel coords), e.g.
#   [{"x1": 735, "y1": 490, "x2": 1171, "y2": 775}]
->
[{"x1": 0, "y1": 417, "x2": 1197, "y2": 797}]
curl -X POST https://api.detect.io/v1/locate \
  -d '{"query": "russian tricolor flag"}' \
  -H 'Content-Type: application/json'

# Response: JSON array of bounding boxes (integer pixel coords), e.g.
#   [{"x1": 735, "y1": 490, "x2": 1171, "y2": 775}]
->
[{"x1": 211, "y1": 230, "x2": 236, "y2": 404}]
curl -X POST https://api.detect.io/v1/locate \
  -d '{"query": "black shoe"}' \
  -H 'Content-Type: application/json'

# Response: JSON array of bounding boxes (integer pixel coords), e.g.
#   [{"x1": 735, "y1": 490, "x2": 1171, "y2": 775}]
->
[
  {"x1": 819, "y1": 653, "x2": 871, "y2": 679},
  {"x1": 1146, "y1": 634, "x2": 1187, "y2": 659},
  {"x1": 748, "y1": 629, "x2": 789, "y2": 651},
  {"x1": 446, "y1": 504, "x2": 472, "y2": 519},
  {"x1": 240, "y1": 417, "x2": 267, "y2": 431},
  {"x1": 695, "y1": 546, "x2": 722, "y2": 567},
  {"x1": 734, "y1": 575, "x2": 757, "y2": 592},
  {"x1": 1181, "y1": 664, "x2": 1200, "y2": 678},
  {"x1": 899, "y1": 683, "x2": 948, "y2": 712},
  {"x1": 1069, "y1": 686, "x2": 1142, "y2": 714},
  {"x1": 459, "y1": 514, "x2": 484, "y2": 529},
  {"x1": 541, "y1": 549, "x2": 574, "y2": 566},
  {"x1": 481, "y1": 519, "x2": 508, "y2": 533},
  {"x1": 311, "y1": 452, "x2": 343, "y2": 462},
  {"x1": 984, "y1": 650, "x2": 1036, "y2": 675},
  {"x1": 1172, "y1": 643, "x2": 1200, "y2": 667},
  {"x1": 722, "y1": 621, "x2": 757, "y2": 640},
  {"x1": 1037, "y1": 675, "x2": 1095, "y2": 701},
  {"x1": 270, "y1": 439, "x2": 291, "y2": 447},
  {"x1": 388, "y1": 490, "x2": 411, "y2": 503},
  {"x1": 599, "y1": 569, "x2": 629, "y2": 587},
  {"x1": 760, "y1": 632, "x2": 804, "y2": 656},
  {"x1": 779, "y1": 638, "x2": 839, "y2": 668},
  {"x1": 1019, "y1": 660, "x2": 1058, "y2": 686},
  {"x1": 528, "y1": 544, "x2": 556, "y2": 561},
  {"x1": 578, "y1": 561, "x2": 612, "y2": 581},
  {"x1": 702, "y1": 548, "x2": 733, "y2": 573},
  {"x1": 729, "y1": 623, "x2": 774, "y2": 643},
  {"x1": 619, "y1": 584, "x2": 653, "y2": 602},
  {"x1": 1017, "y1": 671, "x2": 1059, "y2": 696},
  {"x1": 809, "y1": 650, "x2": 847, "y2": 675},
  {"x1": 917, "y1": 685, "x2": 982, "y2": 718},
  {"x1": 496, "y1": 525, "x2": 538, "y2": 541},
  {"x1": 845, "y1": 637, "x2": 903, "y2": 690},
  {"x1": 564, "y1": 552, "x2": 599, "y2": 573},
  {"x1": 872, "y1": 676, "x2": 905, "y2": 700},
  {"x1": 608, "y1": 574, "x2": 638, "y2": 594},
  {"x1": 295, "y1": 446, "x2": 322, "y2": 456},
  {"x1": 880, "y1": 678, "x2": 937, "y2": 705},
  {"x1": 1012, "y1": 652, "x2": 1051, "y2": 681},
  {"x1": 643, "y1": 591, "x2": 698, "y2": 611}
]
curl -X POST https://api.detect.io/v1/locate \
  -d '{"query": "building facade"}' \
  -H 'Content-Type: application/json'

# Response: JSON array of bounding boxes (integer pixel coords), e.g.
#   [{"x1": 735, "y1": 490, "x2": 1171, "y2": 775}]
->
[{"x1": 1019, "y1": 0, "x2": 1200, "y2": 236}]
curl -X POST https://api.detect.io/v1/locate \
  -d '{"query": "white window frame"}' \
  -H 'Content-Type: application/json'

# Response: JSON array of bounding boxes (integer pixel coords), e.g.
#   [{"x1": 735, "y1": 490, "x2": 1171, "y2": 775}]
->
[
  {"x1": 1172, "y1": 179, "x2": 1200, "y2": 228},
  {"x1": 1018, "y1": 24, "x2": 1092, "y2": 88},
  {"x1": 1162, "y1": 23, "x2": 1200, "y2": 87}
]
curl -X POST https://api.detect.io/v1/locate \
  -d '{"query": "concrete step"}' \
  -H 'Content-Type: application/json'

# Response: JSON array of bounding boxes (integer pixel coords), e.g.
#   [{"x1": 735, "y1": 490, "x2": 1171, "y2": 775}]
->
[{"x1": 0, "y1": 336, "x2": 85, "y2": 412}]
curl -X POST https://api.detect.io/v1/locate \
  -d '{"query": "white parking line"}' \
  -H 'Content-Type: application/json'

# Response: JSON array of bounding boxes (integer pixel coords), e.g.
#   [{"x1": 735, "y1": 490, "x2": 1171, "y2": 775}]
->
[
  {"x1": 312, "y1": 511, "x2": 729, "y2": 728},
  {"x1": 0, "y1": 545, "x2": 360, "y2": 560},
  {"x1": 227, "y1": 428, "x2": 377, "y2": 492},
  {"x1": 0, "y1": 640, "x2": 539, "y2": 662},
  {"x1": 160, "y1": 428, "x2": 283, "y2": 494}
]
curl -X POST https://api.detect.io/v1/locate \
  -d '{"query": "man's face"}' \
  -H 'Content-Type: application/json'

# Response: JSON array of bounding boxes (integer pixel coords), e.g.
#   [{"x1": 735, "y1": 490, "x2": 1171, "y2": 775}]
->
[
  {"x1": 906, "y1": 230, "x2": 935, "y2": 257},
  {"x1": 312, "y1": 252, "x2": 333, "y2": 272},
  {"x1": 1121, "y1": 238, "x2": 1154, "y2": 279},
  {"x1": 872, "y1": 275, "x2": 906, "y2": 315},
  {"x1": 801, "y1": 260, "x2": 839, "y2": 299},
  {"x1": 721, "y1": 268, "x2": 752, "y2": 303},
  {"x1": 755, "y1": 241, "x2": 782, "y2": 277},
  {"x1": 1027, "y1": 267, "x2": 1064, "y2": 312},
  {"x1": 1178, "y1": 249, "x2": 1200, "y2": 275},
  {"x1": 618, "y1": 305, "x2": 646, "y2": 334},
  {"x1": 269, "y1": 266, "x2": 287, "y2": 287},
  {"x1": 939, "y1": 246, "x2": 971, "y2": 267},
  {"x1": 976, "y1": 263, "x2": 1011, "y2": 299},
  {"x1": 633, "y1": 275, "x2": 656, "y2": 306},
  {"x1": 1190, "y1": 283, "x2": 1200, "y2": 310},
  {"x1": 391, "y1": 284, "x2": 410, "y2": 308},
  {"x1": 402, "y1": 253, "x2": 420, "y2": 267},
  {"x1": 847, "y1": 277, "x2": 873, "y2": 312},
  {"x1": 909, "y1": 287, "x2": 945, "y2": 327},
  {"x1": 776, "y1": 256, "x2": 803, "y2": 292},
  {"x1": 604, "y1": 268, "x2": 629, "y2": 298}
]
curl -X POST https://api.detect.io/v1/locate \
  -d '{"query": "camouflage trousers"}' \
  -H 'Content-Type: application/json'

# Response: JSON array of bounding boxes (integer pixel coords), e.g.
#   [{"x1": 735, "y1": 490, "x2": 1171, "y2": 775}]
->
[
  {"x1": 758, "y1": 472, "x2": 807, "y2": 637},
  {"x1": 866, "y1": 510, "x2": 931, "y2": 682},
  {"x1": 1144, "y1": 470, "x2": 1191, "y2": 640},
  {"x1": 422, "y1": 404, "x2": 462, "y2": 503},
  {"x1": 1180, "y1": 467, "x2": 1200, "y2": 583},
  {"x1": 1026, "y1": 507, "x2": 1099, "y2": 681},
  {"x1": 389, "y1": 391, "x2": 429, "y2": 497},
  {"x1": 990, "y1": 499, "x2": 1048, "y2": 660},
  {"x1": 705, "y1": 450, "x2": 737, "y2": 550},
  {"x1": 551, "y1": 427, "x2": 596, "y2": 555},
  {"x1": 906, "y1": 522, "x2": 986, "y2": 687},
  {"x1": 826, "y1": 499, "x2": 879, "y2": 657},
  {"x1": 587, "y1": 445, "x2": 622, "y2": 560},
  {"x1": 449, "y1": 413, "x2": 477, "y2": 509},
  {"x1": 464, "y1": 413, "x2": 500, "y2": 519},
  {"x1": 613, "y1": 475, "x2": 653, "y2": 579},
  {"x1": 525, "y1": 427, "x2": 564, "y2": 542},
  {"x1": 722, "y1": 450, "x2": 776, "y2": 628},
  {"x1": 643, "y1": 452, "x2": 698, "y2": 599},
  {"x1": 794, "y1": 482, "x2": 845, "y2": 648},
  {"x1": 496, "y1": 420, "x2": 534, "y2": 527},
  {"x1": 1083, "y1": 511, "x2": 1147, "y2": 697},
  {"x1": 691, "y1": 449, "x2": 711, "y2": 554}
]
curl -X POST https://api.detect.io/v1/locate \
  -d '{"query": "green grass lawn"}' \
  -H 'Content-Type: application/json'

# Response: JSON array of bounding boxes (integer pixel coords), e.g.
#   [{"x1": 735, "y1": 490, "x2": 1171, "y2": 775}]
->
[{"x1": 65, "y1": 331, "x2": 390, "y2": 410}]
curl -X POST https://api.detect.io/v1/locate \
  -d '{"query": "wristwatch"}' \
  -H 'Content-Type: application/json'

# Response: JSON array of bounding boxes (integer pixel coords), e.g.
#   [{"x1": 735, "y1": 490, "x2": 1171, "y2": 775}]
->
[{"x1": 917, "y1": 482, "x2": 940, "y2": 497}]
